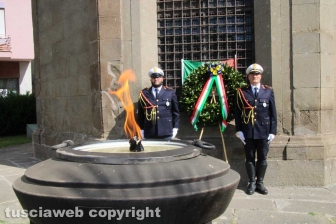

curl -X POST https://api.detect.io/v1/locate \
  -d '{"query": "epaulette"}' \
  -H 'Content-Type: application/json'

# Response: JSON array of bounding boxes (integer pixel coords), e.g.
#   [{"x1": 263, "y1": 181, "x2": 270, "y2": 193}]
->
[
  {"x1": 163, "y1": 86, "x2": 173, "y2": 90},
  {"x1": 236, "y1": 85, "x2": 246, "y2": 91},
  {"x1": 263, "y1": 85, "x2": 273, "y2": 89},
  {"x1": 140, "y1": 87, "x2": 150, "y2": 94}
]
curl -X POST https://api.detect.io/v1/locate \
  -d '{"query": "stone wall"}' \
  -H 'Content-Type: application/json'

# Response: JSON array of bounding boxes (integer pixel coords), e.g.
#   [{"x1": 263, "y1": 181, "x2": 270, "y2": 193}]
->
[
  {"x1": 252, "y1": 0, "x2": 336, "y2": 186},
  {"x1": 32, "y1": 0, "x2": 100, "y2": 159}
]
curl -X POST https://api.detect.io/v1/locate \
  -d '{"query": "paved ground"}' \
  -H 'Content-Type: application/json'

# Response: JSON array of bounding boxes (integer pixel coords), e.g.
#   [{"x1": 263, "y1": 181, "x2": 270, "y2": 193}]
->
[
  {"x1": 0, "y1": 143, "x2": 40, "y2": 224},
  {"x1": 0, "y1": 143, "x2": 335, "y2": 224},
  {"x1": 213, "y1": 185, "x2": 336, "y2": 224}
]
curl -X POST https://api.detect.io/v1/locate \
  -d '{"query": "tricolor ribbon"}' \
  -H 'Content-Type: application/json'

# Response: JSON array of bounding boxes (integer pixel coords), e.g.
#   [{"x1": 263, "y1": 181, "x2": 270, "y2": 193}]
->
[{"x1": 190, "y1": 63, "x2": 229, "y2": 132}]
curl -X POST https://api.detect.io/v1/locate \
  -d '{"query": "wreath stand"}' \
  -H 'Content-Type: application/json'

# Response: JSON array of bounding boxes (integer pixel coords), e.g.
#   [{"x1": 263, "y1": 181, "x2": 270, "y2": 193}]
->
[
  {"x1": 197, "y1": 126, "x2": 228, "y2": 164},
  {"x1": 198, "y1": 88, "x2": 229, "y2": 163}
]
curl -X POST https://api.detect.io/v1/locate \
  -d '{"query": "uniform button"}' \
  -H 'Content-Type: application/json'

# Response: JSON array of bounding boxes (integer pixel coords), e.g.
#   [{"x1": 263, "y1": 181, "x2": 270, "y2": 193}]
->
[
  {"x1": 266, "y1": 122, "x2": 268, "y2": 124},
  {"x1": 157, "y1": 117, "x2": 160, "y2": 119},
  {"x1": 255, "y1": 99, "x2": 257, "y2": 102},
  {"x1": 254, "y1": 106, "x2": 257, "y2": 108},
  {"x1": 254, "y1": 119, "x2": 256, "y2": 121},
  {"x1": 157, "y1": 111, "x2": 159, "y2": 113},
  {"x1": 254, "y1": 112, "x2": 257, "y2": 115},
  {"x1": 156, "y1": 99, "x2": 159, "y2": 102}
]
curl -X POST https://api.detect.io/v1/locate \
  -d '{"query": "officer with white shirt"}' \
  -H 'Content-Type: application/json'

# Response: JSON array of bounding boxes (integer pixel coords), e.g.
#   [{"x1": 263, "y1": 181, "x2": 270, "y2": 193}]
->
[
  {"x1": 137, "y1": 67, "x2": 179, "y2": 140},
  {"x1": 234, "y1": 63, "x2": 277, "y2": 195}
]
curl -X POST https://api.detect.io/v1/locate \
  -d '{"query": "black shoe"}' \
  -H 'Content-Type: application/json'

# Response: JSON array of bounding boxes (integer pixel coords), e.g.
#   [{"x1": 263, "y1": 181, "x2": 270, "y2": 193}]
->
[
  {"x1": 246, "y1": 181, "x2": 256, "y2": 195},
  {"x1": 256, "y1": 181, "x2": 268, "y2": 195},
  {"x1": 256, "y1": 164, "x2": 268, "y2": 195},
  {"x1": 245, "y1": 162, "x2": 256, "y2": 195}
]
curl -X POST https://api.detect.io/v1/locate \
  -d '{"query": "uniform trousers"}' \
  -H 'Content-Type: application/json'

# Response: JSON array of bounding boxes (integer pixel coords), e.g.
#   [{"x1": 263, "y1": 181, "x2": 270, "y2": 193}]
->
[{"x1": 244, "y1": 139, "x2": 269, "y2": 165}]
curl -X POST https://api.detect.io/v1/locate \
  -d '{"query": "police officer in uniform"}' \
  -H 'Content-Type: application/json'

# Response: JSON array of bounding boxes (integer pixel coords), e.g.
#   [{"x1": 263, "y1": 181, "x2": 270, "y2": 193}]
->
[
  {"x1": 234, "y1": 63, "x2": 277, "y2": 195},
  {"x1": 137, "y1": 67, "x2": 179, "y2": 140}
]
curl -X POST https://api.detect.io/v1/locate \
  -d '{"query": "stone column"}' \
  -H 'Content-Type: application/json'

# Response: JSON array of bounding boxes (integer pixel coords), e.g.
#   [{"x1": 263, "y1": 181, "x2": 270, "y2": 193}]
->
[
  {"x1": 101, "y1": 0, "x2": 158, "y2": 139},
  {"x1": 31, "y1": 0, "x2": 159, "y2": 159},
  {"x1": 254, "y1": 0, "x2": 336, "y2": 186},
  {"x1": 32, "y1": 0, "x2": 100, "y2": 159}
]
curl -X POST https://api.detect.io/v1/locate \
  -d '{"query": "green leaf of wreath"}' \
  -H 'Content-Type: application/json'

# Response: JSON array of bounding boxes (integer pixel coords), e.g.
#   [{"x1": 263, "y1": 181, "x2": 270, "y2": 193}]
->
[{"x1": 180, "y1": 61, "x2": 246, "y2": 127}]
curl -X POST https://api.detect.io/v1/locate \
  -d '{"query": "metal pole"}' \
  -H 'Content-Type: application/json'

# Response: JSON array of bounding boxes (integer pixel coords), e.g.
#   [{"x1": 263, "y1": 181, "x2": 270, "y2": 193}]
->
[
  {"x1": 199, "y1": 127, "x2": 204, "y2": 140},
  {"x1": 219, "y1": 124, "x2": 228, "y2": 163}
]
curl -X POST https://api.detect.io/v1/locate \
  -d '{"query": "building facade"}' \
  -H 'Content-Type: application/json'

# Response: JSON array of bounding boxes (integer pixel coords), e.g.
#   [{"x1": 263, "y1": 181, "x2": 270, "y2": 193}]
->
[
  {"x1": 0, "y1": 0, "x2": 34, "y2": 96},
  {"x1": 32, "y1": 0, "x2": 336, "y2": 186}
]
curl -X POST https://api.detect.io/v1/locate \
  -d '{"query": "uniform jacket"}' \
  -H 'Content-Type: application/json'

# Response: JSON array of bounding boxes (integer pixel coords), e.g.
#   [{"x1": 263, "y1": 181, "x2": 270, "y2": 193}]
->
[
  {"x1": 137, "y1": 86, "x2": 179, "y2": 138},
  {"x1": 234, "y1": 84, "x2": 277, "y2": 139}
]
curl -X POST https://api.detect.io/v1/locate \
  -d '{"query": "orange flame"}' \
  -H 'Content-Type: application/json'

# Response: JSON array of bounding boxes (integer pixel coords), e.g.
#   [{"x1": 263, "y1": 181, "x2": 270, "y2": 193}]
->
[{"x1": 109, "y1": 70, "x2": 142, "y2": 139}]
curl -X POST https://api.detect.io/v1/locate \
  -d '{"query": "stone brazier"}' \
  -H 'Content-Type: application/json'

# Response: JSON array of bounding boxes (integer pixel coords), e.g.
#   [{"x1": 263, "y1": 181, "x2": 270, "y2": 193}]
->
[{"x1": 13, "y1": 140, "x2": 240, "y2": 224}]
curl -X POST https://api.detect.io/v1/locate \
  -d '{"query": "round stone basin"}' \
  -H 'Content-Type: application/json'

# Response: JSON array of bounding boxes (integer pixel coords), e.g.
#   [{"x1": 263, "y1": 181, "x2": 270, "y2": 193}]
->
[
  {"x1": 13, "y1": 140, "x2": 240, "y2": 224},
  {"x1": 74, "y1": 140, "x2": 186, "y2": 153},
  {"x1": 56, "y1": 140, "x2": 201, "y2": 164}
]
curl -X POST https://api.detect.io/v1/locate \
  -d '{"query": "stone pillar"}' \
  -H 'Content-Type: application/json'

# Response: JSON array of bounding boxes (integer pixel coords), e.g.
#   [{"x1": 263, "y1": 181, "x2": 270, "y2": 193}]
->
[
  {"x1": 31, "y1": 0, "x2": 159, "y2": 159},
  {"x1": 254, "y1": 0, "x2": 336, "y2": 186},
  {"x1": 32, "y1": 0, "x2": 98, "y2": 159},
  {"x1": 100, "y1": 0, "x2": 158, "y2": 139}
]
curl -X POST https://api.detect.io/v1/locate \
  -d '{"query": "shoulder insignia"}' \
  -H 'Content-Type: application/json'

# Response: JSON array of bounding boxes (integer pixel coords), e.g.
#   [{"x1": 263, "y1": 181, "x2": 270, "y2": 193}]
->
[
  {"x1": 164, "y1": 86, "x2": 173, "y2": 90},
  {"x1": 140, "y1": 87, "x2": 150, "y2": 94},
  {"x1": 263, "y1": 85, "x2": 273, "y2": 89},
  {"x1": 237, "y1": 86, "x2": 246, "y2": 91}
]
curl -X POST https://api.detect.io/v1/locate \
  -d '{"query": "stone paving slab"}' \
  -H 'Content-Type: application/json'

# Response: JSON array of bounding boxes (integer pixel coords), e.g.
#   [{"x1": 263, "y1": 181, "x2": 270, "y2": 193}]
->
[
  {"x1": 0, "y1": 144, "x2": 35, "y2": 224},
  {"x1": 226, "y1": 198, "x2": 277, "y2": 211},
  {"x1": 275, "y1": 200, "x2": 336, "y2": 215},
  {"x1": 329, "y1": 185, "x2": 336, "y2": 194},
  {"x1": 0, "y1": 161, "x2": 18, "y2": 171},
  {"x1": 0, "y1": 179, "x2": 20, "y2": 206},
  {"x1": 212, "y1": 187, "x2": 336, "y2": 224},
  {"x1": 214, "y1": 210, "x2": 333, "y2": 224},
  {"x1": 234, "y1": 186, "x2": 336, "y2": 202},
  {"x1": 3, "y1": 173, "x2": 23, "y2": 184},
  {"x1": 0, "y1": 166, "x2": 25, "y2": 175},
  {"x1": 0, "y1": 200, "x2": 30, "y2": 224}
]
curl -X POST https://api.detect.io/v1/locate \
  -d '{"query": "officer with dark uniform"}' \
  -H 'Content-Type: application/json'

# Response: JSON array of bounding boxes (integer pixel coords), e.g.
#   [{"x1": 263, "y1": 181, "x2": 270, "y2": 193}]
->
[
  {"x1": 234, "y1": 63, "x2": 277, "y2": 195},
  {"x1": 137, "y1": 67, "x2": 179, "y2": 140}
]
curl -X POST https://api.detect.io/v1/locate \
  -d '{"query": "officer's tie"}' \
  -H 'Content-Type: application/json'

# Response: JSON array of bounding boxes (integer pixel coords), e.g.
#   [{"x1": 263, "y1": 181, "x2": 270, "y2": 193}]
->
[
  {"x1": 254, "y1": 87, "x2": 258, "y2": 98},
  {"x1": 155, "y1": 88, "x2": 159, "y2": 134}
]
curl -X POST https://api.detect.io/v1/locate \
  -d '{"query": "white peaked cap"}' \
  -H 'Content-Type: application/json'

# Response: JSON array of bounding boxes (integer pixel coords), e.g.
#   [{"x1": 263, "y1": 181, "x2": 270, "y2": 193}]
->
[
  {"x1": 148, "y1": 67, "x2": 164, "y2": 77},
  {"x1": 246, "y1": 63, "x2": 264, "y2": 75}
]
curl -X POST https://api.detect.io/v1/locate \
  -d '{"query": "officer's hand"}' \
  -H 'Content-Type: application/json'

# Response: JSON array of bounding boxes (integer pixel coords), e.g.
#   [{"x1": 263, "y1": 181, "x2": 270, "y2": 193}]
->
[
  {"x1": 267, "y1": 134, "x2": 275, "y2": 144},
  {"x1": 235, "y1": 131, "x2": 246, "y2": 145},
  {"x1": 140, "y1": 130, "x2": 145, "y2": 139},
  {"x1": 172, "y1": 128, "x2": 178, "y2": 139}
]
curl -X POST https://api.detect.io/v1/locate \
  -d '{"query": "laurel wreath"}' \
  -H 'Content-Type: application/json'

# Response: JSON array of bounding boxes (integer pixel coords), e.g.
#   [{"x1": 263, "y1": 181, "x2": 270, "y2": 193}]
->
[{"x1": 180, "y1": 61, "x2": 246, "y2": 126}]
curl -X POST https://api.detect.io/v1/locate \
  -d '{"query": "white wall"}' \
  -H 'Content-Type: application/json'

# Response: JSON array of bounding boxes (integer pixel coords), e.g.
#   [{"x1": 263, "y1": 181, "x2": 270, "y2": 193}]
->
[{"x1": 19, "y1": 61, "x2": 32, "y2": 94}]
